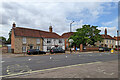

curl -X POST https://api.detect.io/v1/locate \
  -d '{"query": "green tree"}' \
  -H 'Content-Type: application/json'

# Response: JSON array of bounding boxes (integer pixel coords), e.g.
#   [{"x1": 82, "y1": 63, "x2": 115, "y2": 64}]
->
[
  {"x1": 6, "y1": 29, "x2": 12, "y2": 44},
  {"x1": 0, "y1": 36, "x2": 6, "y2": 43},
  {"x1": 69, "y1": 25, "x2": 103, "y2": 47}
]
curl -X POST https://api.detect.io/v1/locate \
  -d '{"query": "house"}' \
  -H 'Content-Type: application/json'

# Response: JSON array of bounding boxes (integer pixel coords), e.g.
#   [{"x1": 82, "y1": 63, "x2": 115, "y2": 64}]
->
[
  {"x1": 61, "y1": 32, "x2": 74, "y2": 50},
  {"x1": 11, "y1": 22, "x2": 65, "y2": 53},
  {"x1": 113, "y1": 36, "x2": 120, "y2": 48},
  {"x1": 95, "y1": 28, "x2": 116, "y2": 48}
]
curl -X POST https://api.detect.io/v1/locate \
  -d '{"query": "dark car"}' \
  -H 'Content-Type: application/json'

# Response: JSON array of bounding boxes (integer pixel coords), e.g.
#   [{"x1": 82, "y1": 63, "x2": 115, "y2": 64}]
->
[
  {"x1": 27, "y1": 49, "x2": 46, "y2": 55},
  {"x1": 50, "y1": 47, "x2": 65, "y2": 54},
  {"x1": 114, "y1": 48, "x2": 120, "y2": 51},
  {"x1": 99, "y1": 47, "x2": 111, "y2": 52}
]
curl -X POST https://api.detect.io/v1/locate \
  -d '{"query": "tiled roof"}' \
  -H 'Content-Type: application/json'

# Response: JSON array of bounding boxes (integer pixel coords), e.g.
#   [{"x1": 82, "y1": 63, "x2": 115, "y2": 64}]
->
[
  {"x1": 13, "y1": 27, "x2": 61, "y2": 38},
  {"x1": 101, "y1": 34, "x2": 115, "y2": 40},
  {"x1": 61, "y1": 32, "x2": 74, "y2": 38},
  {"x1": 114, "y1": 36, "x2": 120, "y2": 41}
]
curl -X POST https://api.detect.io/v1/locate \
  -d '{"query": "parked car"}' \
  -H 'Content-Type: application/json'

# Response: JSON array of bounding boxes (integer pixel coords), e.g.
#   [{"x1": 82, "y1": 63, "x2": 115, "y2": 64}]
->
[
  {"x1": 99, "y1": 47, "x2": 111, "y2": 52},
  {"x1": 27, "y1": 49, "x2": 46, "y2": 55},
  {"x1": 50, "y1": 47, "x2": 65, "y2": 54},
  {"x1": 114, "y1": 48, "x2": 120, "y2": 51}
]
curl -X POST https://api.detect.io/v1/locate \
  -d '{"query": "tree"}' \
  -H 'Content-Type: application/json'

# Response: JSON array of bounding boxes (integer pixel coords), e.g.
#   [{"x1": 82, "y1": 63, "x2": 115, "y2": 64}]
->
[
  {"x1": 6, "y1": 29, "x2": 12, "y2": 44},
  {"x1": 0, "y1": 36, "x2": 6, "y2": 43},
  {"x1": 69, "y1": 25, "x2": 103, "y2": 47}
]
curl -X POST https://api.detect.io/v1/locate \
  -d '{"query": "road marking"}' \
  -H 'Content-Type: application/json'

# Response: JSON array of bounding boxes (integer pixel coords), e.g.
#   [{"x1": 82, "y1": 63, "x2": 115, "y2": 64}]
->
[
  {"x1": 28, "y1": 59, "x2": 32, "y2": 61},
  {"x1": 0, "y1": 61, "x2": 102, "y2": 78},
  {"x1": 1, "y1": 61, "x2": 5, "y2": 63},
  {"x1": 50, "y1": 57, "x2": 52, "y2": 59}
]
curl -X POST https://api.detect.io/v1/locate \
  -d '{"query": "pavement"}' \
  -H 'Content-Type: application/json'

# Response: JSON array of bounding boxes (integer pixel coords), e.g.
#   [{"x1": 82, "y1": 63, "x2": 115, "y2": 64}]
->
[{"x1": 1, "y1": 52, "x2": 118, "y2": 78}]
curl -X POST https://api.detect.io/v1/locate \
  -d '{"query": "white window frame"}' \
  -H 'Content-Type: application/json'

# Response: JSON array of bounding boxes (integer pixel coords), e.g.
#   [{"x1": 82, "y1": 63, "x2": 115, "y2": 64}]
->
[
  {"x1": 47, "y1": 46, "x2": 51, "y2": 51},
  {"x1": 59, "y1": 39, "x2": 62, "y2": 43},
  {"x1": 47, "y1": 39, "x2": 51, "y2": 43},
  {"x1": 36, "y1": 46, "x2": 40, "y2": 50},
  {"x1": 22, "y1": 46, "x2": 26, "y2": 52},
  {"x1": 36, "y1": 39, "x2": 40, "y2": 44},
  {"x1": 23, "y1": 37, "x2": 26, "y2": 44}
]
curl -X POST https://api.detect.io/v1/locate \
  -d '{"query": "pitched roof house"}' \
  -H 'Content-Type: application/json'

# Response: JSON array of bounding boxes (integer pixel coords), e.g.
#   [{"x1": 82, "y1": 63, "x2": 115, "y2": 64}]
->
[
  {"x1": 11, "y1": 23, "x2": 65, "y2": 53},
  {"x1": 61, "y1": 32, "x2": 74, "y2": 50},
  {"x1": 96, "y1": 28, "x2": 115, "y2": 48}
]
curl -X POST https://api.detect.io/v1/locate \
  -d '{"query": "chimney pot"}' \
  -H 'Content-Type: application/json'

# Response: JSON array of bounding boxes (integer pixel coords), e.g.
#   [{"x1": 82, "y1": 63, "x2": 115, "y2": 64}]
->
[
  {"x1": 13, "y1": 22, "x2": 16, "y2": 28},
  {"x1": 49, "y1": 26, "x2": 52, "y2": 32},
  {"x1": 105, "y1": 28, "x2": 107, "y2": 35}
]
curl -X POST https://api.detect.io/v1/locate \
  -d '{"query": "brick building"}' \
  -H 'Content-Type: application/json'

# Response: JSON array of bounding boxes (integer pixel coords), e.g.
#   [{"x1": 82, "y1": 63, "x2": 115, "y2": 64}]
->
[
  {"x1": 61, "y1": 32, "x2": 74, "y2": 50},
  {"x1": 95, "y1": 28, "x2": 116, "y2": 48},
  {"x1": 11, "y1": 23, "x2": 65, "y2": 53}
]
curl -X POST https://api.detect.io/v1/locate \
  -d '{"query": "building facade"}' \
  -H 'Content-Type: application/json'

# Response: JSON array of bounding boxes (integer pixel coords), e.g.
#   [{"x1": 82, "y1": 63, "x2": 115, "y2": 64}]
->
[
  {"x1": 114, "y1": 36, "x2": 120, "y2": 48},
  {"x1": 11, "y1": 23, "x2": 65, "y2": 53},
  {"x1": 61, "y1": 32, "x2": 74, "y2": 50},
  {"x1": 95, "y1": 28, "x2": 116, "y2": 48}
]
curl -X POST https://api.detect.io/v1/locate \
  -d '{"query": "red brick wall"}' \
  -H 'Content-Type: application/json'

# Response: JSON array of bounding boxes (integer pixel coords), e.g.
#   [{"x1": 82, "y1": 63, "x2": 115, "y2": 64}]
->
[
  {"x1": 11, "y1": 28, "x2": 15, "y2": 52},
  {"x1": 1, "y1": 46, "x2": 8, "y2": 53},
  {"x1": 85, "y1": 46, "x2": 99, "y2": 51}
]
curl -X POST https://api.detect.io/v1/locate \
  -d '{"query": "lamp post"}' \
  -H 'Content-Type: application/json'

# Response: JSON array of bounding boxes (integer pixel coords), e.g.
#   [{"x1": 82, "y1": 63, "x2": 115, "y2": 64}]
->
[
  {"x1": 70, "y1": 21, "x2": 74, "y2": 32},
  {"x1": 69, "y1": 39, "x2": 74, "y2": 53}
]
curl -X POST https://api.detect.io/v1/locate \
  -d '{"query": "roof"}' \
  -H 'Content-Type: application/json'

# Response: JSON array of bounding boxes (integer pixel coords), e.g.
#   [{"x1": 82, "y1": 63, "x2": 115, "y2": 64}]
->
[
  {"x1": 61, "y1": 32, "x2": 74, "y2": 38},
  {"x1": 114, "y1": 36, "x2": 120, "y2": 41},
  {"x1": 101, "y1": 34, "x2": 115, "y2": 40},
  {"x1": 13, "y1": 27, "x2": 61, "y2": 38}
]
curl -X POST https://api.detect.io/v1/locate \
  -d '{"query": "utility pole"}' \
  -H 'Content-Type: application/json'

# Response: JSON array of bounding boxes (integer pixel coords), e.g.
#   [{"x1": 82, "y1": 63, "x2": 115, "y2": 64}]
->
[{"x1": 70, "y1": 21, "x2": 74, "y2": 32}]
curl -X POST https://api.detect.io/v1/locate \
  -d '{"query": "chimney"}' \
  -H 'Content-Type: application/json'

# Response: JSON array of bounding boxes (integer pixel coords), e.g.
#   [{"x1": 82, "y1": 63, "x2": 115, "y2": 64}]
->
[
  {"x1": 49, "y1": 26, "x2": 52, "y2": 32},
  {"x1": 12, "y1": 22, "x2": 16, "y2": 28},
  {"x1": 105, "y1": 28, "x2": 107, "y2": 35}
]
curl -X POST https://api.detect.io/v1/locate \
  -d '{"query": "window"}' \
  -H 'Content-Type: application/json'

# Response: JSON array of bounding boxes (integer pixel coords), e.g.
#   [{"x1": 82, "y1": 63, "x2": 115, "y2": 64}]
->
[
  {"x1": 23, "y1": 37, "x2": 26, "y2": 44},
  {"x1": 110, "y1": 40, "x2": 111, "y2": 43},
  {"x1": 36, "y1": 39, "x2": 40, "y2": 44},
  {"x1": 59, "y1": 39, "x2": 62, "y2": 43},
  {"x1": 36, "y1": 46, "x2": 40, "y2": 50},
  {"x1": 47, "y1": 39, "x2": 51, "y2": 43},
  {"x1": 22, "y1": 46, "x2": 26, "y2": 52},
  {"x1": 106, "y1": 40, "x2": 108, "y2": 43},
  {"x1": 112, "y1": 40, "x2": 114, "y2": 43},
  {"x1": 47, "y1": 46, "x2": 51, "y2": 51}
]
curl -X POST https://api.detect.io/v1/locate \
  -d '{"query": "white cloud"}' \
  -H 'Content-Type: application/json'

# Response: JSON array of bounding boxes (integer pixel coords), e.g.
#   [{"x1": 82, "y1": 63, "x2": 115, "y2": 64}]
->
[
  {"x1": 98, "y1": 26, "x2": 117, "y2": 37},
  {"x1": 0, "y1": 2, "x2": 117, "y2": 39}
]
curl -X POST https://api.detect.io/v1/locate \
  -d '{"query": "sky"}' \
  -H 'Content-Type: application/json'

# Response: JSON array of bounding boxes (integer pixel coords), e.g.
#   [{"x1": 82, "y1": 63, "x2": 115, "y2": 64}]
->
[{"x1": 0, "y1": 1, "x2": 118, "y2": 39}]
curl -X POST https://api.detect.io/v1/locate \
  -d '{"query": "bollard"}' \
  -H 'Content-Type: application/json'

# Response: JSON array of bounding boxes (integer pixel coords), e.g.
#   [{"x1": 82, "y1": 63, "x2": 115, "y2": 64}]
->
[{"x1": 111, "y1": 48, "x2": 114, "y2": 54}]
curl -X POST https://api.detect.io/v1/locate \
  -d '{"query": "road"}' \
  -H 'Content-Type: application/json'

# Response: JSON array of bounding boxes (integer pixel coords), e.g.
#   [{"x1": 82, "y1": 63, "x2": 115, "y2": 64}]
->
[{"x1": 1, "y1": 52, "x2": 118, "y2": 77}]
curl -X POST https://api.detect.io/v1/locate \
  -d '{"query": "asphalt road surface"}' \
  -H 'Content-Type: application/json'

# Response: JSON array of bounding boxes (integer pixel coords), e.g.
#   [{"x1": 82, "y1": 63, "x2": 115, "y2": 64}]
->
[{"x1": 1, "y1": 52, "x2": 118, "y2": 77}]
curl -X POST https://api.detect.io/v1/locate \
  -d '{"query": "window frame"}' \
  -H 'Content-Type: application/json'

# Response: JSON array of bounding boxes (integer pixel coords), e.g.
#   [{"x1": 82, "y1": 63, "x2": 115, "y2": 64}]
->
[
  {"x1": 36, "y1": 39, "x2": 40, "y2": 44},
  {"x1": 23, "y1": 37, "x2": 26, "y2": 44}
]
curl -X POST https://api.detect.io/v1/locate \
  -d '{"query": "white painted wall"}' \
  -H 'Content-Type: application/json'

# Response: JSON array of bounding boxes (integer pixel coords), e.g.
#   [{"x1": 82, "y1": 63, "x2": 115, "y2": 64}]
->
[{"x1": 43, "y1": 38, "x2": 65, "y2": 52}]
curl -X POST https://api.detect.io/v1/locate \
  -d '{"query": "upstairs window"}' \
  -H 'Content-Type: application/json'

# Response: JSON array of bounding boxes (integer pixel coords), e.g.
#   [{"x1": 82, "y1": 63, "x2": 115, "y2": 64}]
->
[
  {"x1": 47, "y1": 39, "x2": 51, "y2": 43},
  {"x1": 36, "y1": 39, "x2": 40, "y2": 44},
  {"x1": 23, "y1": 37, "x2": 26, "y2": 44},
  {"x1": 59, "y1": 39, "x2": 62, "y2": 43}
]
